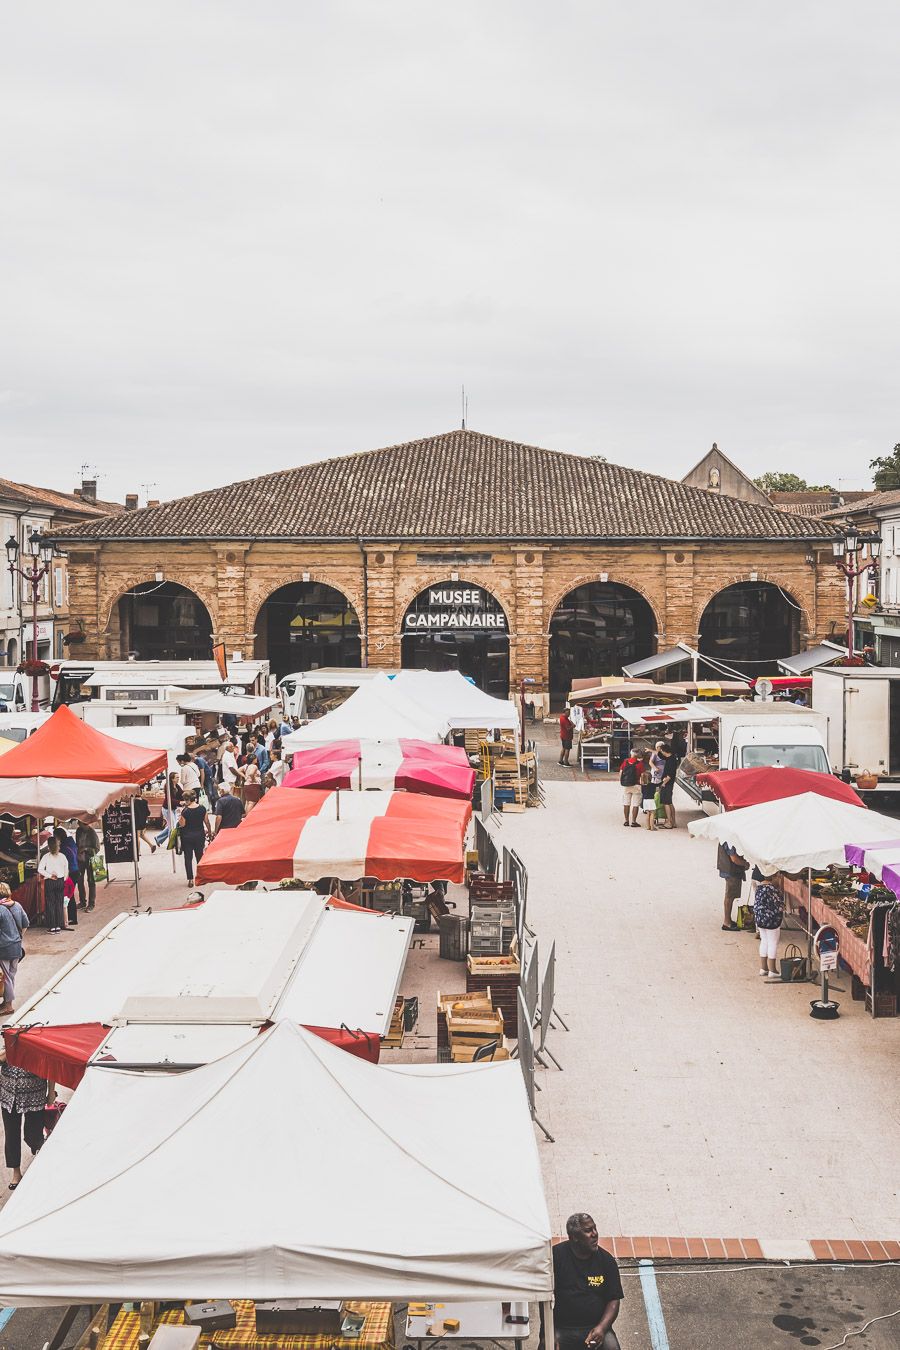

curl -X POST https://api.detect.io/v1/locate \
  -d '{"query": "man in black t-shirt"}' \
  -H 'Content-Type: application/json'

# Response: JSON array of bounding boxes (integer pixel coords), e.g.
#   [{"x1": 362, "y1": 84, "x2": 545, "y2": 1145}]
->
[
  {"x1": 213, "y1": 784, "x2": 245, "y2": 834},
  {"x1": 552, "y1": 1213, "x2": 623, "y2": 1350}
]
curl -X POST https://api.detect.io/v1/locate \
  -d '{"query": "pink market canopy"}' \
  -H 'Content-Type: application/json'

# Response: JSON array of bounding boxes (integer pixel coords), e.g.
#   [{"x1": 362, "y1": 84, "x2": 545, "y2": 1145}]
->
[
  {"x1": 283, "y1": 739, "x2": 475, "y2": 799},
  {"x1": 845, "y1": 839, "x2": 900, "y2": 895}
]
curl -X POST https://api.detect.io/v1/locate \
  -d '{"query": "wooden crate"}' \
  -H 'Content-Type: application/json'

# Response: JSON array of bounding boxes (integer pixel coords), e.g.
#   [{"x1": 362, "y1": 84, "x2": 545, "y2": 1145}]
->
[
  {"x1": 465, "y1": 969, "x2": 520, "y2": 1032},
  {"x1": 450, "y1": 1039, "x2": 510, "y2": 1063},
  {"x1": 381, "y1": 996, "x2": 406, "y2": 1048}
]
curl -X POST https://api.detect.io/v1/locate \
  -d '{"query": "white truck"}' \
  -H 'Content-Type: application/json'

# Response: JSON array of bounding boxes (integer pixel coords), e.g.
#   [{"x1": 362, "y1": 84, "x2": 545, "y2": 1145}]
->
[
  {"x1": 812, "y1": 666, "x2": 900, "y2": 794},
  {"x1": 677, "y1": 701, "x2": 831, "y2": 808},
  {"x1": 277, "y1": 667, "x2": 401, "y2": 722}
]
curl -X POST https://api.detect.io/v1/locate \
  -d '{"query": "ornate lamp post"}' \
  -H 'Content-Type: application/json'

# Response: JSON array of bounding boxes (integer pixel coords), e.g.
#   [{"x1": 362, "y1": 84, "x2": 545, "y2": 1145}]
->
[
  {"x1": 5, "y1": 531, "x2": 58, "y2": 710},
  {"x1": 832, "y1": 531, "x2": 882, "y2": 659}
]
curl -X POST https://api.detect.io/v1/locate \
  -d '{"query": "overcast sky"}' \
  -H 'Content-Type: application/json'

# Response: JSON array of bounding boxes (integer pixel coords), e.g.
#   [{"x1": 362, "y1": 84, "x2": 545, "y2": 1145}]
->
[{"x1": 2, "y1": 2, "x2": 896, "y2": 504}]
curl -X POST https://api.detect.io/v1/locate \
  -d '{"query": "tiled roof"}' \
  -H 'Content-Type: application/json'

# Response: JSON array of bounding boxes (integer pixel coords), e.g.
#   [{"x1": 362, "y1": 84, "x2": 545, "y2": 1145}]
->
[
  {"x1": 820, "y1": 489, "x2": 900, "y2": 519},
  {"x1": 50, "y1": 429, "x2": 836, "y2": 543},
  {"x1": 771, "y1": 500, "x2": 833, "y2": 517},
  {"x1": 0, "y1": 479, "x2": 122, "y2": 518}
]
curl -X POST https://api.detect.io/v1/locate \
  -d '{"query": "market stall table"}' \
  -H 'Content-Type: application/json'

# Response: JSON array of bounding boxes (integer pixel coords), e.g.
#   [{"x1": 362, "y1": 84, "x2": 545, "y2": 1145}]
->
[
  {"x1": 782, "y1": 877, "x2": 871, "y2": 984},
  {"x1": 406, "y1": 1302, "x2": 530, "y2": 1350},
  {"x1": 103, "y1": 1301, "x2": 393, "y2": 1350}
]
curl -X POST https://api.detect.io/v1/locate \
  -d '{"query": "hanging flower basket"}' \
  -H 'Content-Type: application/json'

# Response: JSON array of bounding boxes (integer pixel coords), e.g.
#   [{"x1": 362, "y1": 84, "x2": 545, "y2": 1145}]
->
[
  {"x1": 835, "y1": 655, "x2": 865, "y2": 667},
  {"x1": 17, "y1": 659, "x2": 50, "y2": 677},
  {"x1": 63, "y1": 630, "x2": 85, "y2": 645}
]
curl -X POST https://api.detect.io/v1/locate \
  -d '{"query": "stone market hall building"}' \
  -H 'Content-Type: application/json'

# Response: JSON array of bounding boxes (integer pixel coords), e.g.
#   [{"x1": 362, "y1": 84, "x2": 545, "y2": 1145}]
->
[{"x1": 53, "y1": 429, "x2": 844, "y2": 702}]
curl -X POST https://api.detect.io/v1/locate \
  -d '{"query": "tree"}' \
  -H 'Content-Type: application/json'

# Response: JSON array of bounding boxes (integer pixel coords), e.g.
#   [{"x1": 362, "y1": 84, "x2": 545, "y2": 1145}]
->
[
  {"x1": 870, "y1": 443, "x2": 900, "y2": 491},
  {"x1": 753, "y1": 471, "x2": 835, "y2": 492}
]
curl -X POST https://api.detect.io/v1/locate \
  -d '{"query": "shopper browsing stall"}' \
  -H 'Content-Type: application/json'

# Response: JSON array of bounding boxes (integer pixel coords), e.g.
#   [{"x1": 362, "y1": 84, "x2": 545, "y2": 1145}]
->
[
  {"x1": 0, "y1": 884, "x2": 28, "y2": 1014},
  {"x1": 619, "y1": 751, "x2": 643, "y2": 827},
  {"x1": 0, "y1": 1052, "x2": 54, "y2": 1190},
  {"x1": 718, "y1": 842, "x2": 748, "y2": 931},
  {"x1": 38, "y1": 837, "x2": 69, "y2": 933},
  {"x1": 754, "y1": 872, "x2": 785, "y2": 981}
]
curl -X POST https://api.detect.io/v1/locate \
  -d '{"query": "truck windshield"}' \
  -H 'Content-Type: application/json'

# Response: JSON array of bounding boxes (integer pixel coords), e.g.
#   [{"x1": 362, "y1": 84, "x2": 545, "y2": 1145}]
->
[{"x1": 741, "y1": 745, "x2": 830, "y2": 772}]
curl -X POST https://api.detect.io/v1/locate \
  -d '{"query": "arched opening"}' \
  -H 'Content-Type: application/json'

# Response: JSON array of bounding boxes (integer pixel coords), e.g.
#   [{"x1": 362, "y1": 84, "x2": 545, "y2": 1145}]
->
[
  {"x1": 115, "y1": 582, "x2": 213, "y2": 661},
  {"x1": 5, "y1": 639, "x2": 17, "y2": 667},
  {"x1": 699, "y1": 581, "x2": 800, "y2": 674},
  {"x1": 549, "y1": 581, "x2": 657, "y2": 703},
  {"x1": 401, "y1": 582, "x2": 510, "y2": 698},
  {"x1": 255, "y1": 581, "x2": 361, "y2": 681}
]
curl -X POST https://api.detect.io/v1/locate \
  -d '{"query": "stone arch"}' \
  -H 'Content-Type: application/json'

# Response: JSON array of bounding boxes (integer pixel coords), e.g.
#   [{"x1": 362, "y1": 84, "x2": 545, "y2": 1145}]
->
[
  {"x1": 105, "y1": 578, "x2": 216, "y2": 661},
  {"x1": 247, "y1": 571, "x2": 366, "y2": 641},
  {"x1": 544, "y1": 571, "x2": 663, "y2": 635},
  {"x1": 252, "y1": 577, "x2": 363, "y2": 680},
  {"x1": 693, "y1": 574, "x2": 811, "y2": 641},
  {"x1": 398, "y1": 576, "x2": 511, "y2": 698},
  {"x1": 100, "y1": 573, "x2": 219, "y2": 638},
  {"x1": 546, "y1": 575, "x2": 660, "y2": 702},
  {"x1": 696, "y1": 577, "x2": 808, "y2": 672},
  {"x1": 393, "y1": 571, "x2": 516, "y2": 632}
]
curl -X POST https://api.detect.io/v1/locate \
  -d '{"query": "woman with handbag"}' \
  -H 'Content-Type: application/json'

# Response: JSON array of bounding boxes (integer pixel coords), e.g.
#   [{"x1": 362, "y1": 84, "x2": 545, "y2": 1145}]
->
[
  {"x1": 0, "y1": 1050, "x2": 55, "y2": 1190},
  {"x1": 75, "y1": 822, "x2": 101, "y2": 911},
  {"x1": 754, "y1": 872, "x2": 785, "y2": 981}
]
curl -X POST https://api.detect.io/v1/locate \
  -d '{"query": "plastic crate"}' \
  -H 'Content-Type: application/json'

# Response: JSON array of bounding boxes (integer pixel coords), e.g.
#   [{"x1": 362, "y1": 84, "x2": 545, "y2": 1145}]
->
[{"x1": 439, "y1": 914, "x2": 469, "y2": 960}]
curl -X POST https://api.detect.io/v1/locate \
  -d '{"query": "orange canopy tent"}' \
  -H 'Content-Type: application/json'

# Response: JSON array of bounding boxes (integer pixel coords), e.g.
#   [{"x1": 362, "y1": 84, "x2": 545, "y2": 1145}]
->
[{"x1": 0, "y1": 705, "x2": 167, "y2": 784}]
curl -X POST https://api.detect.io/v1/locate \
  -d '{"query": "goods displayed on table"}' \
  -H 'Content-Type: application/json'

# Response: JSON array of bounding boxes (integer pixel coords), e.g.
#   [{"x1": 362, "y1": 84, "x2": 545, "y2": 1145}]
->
[
  {"x1": 104, "y1": 1300, "x2": 394, "y2": 1350},
  {"x1": 786, "y1": 865, "x2": 900, "y2": 1018}
]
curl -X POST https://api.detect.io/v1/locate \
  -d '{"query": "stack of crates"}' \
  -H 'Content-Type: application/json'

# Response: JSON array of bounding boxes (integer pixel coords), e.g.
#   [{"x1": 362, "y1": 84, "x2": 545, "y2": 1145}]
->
[
  {"x1": 438, "y1": 913, "x2": 469, "y2": 961},
  {"x1": 437, "y1": 989, "x2": 508, "y2": 1063},
  {"x1": 470, "y1": 901, "x2": 516, "y2": 955}
]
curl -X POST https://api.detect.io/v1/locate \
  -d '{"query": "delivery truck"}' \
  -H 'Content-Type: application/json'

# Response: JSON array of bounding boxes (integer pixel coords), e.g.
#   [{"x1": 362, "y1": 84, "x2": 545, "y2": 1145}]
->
[
  {"x1": 677, "y1": 701, "x2": 831, "y2": 808},
  {"x1": 812, "y1": 666, "x2": 900, "y2": 794}
]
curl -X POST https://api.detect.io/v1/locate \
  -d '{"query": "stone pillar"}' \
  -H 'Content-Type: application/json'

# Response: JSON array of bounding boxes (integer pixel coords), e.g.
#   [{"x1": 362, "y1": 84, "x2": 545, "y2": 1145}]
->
[
  {"x1": 62, "y1": 548, "x2": 103, "y2": 659},
  {"x1": 513, "y1": 549, "x2": 547, "y2": 695},
  {"x1": 213, "y1": 544, "x2": 254, "y2": 656},
  {"x1": 662, "y1": 546, "x2": 698, "y2": 645},
  {"x1": 365, "y1": 545, "x2": 400, "y2": 668}
]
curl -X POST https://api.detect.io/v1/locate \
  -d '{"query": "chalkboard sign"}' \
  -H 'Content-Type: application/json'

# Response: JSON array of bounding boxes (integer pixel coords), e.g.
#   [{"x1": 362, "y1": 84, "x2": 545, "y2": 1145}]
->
[{"x1": 102, "y1": 801, "x2": 135, "y2": 866}]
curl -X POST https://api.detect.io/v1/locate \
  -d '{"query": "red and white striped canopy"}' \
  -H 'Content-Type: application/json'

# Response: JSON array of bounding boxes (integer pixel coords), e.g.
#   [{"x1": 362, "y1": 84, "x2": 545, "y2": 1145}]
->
[
  {"x1": 196, "y1": 786, "x2": 471, "y2": 886},
  {"x1": 283, "y1": 738, "x2": 475, "y2": 799}
]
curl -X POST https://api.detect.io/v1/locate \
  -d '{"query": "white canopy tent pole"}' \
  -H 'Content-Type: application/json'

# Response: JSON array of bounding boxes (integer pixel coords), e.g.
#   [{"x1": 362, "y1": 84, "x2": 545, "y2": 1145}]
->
[
  {"x1": 129, "y1": 795, "x2": 140, "y2": 905},
  {"x1": 165, "y1": 773, "x2": 175, "y2": 874}
]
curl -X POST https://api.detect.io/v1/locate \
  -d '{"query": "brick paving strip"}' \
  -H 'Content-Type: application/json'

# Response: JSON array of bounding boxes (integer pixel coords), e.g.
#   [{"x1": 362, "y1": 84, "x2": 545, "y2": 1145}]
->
[{"x1": 597, "y1": 1237, "x2": 900, "y2": 1261}]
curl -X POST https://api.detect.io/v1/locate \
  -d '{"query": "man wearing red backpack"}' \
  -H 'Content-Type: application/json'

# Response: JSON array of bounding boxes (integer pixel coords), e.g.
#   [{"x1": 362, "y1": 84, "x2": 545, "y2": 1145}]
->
[{"x1": 619, "y1": 751, "x2": 643, "y2": 827}]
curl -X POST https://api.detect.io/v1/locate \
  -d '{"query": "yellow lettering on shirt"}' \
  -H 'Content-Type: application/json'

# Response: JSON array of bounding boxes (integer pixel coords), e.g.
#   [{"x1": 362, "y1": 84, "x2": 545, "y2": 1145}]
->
[{"x1": 587, "y1": 1276, "x2": 605, "y2": 1287}]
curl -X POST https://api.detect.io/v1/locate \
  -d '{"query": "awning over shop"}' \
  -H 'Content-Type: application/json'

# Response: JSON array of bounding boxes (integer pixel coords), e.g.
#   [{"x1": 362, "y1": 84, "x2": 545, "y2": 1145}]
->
[
  {"x1": 622, "y1": 644, "x2": 694, "y2": 678},
  {"x1": 175, "y1": 691, "x2": 279, "y2": 718},
  {"x1": 613, "y1": 700, "x2": 712, "y2": 726},
  {"x1": 777, "y1": 643, "x2": 845, "y2": 675},
  {"x1": 283, "y1": 738, "x2": 475, "y2": 799},
  {"x1": 3, "y1": 1023, "x2": 109, "y2": 1091},
  {"x1": 0, "y1": 1021, "x2": 552, "y2": 1306},
  {"x1": 196, "y1": 786, "x2": 470, "y2": 885},
  {"x1": 569, "y1": 682, "x2": 686, "y2": 705},
  {"x1": 697, "y1": 766, "x2": 864, "y2": 811}
]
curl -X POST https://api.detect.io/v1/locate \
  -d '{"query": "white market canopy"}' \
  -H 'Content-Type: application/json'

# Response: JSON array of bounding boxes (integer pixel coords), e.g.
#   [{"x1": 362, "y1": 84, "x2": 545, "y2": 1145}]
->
[
  {"x1": 283, "y1": 673, "x2": 447, "y2": 750},
  {"x1": 777, "y1": 643, "x2": 845, "y2": 676},
  {"x1": 13, "y1": 890, "x2": 414, "y2": 1044},
  {"x1": 0, "y1": 776, "x2": 139, "y2": 821},
  {"x1": 613, "y1": 699, "x2": 711, "y2": 727},
  {"x1": 390, "y1": 670, "x2": 520, "y2": 733},
  {"x1": 175, "y1": 690, "x2": 279, "y2": 718},
  {"x1": 688, "y1": 792, "x2": 900, "y2": 876},
  {"x1": 0, "y1": 1021, "x2": 552, "y2": 1306}
]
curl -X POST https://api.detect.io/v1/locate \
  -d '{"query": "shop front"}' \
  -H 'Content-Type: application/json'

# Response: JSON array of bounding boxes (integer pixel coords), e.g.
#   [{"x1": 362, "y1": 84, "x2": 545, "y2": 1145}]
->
[{"x1": 400, "y1": 583, "x2": 509, "y2": 698}]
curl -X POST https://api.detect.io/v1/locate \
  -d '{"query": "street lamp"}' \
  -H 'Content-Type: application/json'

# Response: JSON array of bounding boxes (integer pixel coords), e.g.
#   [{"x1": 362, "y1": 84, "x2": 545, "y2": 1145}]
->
[
  {"x1": 832, "y1": 530, "x2": 881, "y2": 660},
  {"x1": 6, "y1": 530, "x2": 60, "y2": 710}
]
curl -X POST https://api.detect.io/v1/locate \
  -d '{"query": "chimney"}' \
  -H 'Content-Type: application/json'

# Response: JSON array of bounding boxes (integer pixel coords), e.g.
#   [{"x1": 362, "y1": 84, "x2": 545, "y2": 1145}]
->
[
  {"x1": 125, "y1": 493, "x2": 139, "y2": 511},
  {"x1": 81, "y1": 479, "x2": 97, "y2": 503},
  {"x1": 147, "y1": 498, "x2": 160, "y2": 508}
]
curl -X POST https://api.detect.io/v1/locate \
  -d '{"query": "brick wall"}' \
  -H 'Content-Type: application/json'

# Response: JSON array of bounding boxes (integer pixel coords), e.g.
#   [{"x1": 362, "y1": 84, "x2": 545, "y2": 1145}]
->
[{"x1": 64, "y1": 537, "x2": 847, "y2": 687}]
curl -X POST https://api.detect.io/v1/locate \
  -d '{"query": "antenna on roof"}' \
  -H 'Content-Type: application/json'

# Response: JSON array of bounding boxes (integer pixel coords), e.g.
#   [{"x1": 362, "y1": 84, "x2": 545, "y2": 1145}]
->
[{"x1": 461, "y1": 384, "x2": 468, "y2": 430}]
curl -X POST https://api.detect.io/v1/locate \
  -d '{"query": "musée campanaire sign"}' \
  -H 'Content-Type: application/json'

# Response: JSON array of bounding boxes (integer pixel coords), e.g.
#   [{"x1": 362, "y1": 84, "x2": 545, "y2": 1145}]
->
[{"x1": 403, "y1": 586, "x2": 508, "y2": 631}]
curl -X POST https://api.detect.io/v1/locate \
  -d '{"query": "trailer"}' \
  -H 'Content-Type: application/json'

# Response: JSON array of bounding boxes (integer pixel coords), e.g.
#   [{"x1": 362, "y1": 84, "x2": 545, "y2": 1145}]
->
[{"x1": 812, "y1": 666, "x2": 900, "y2": 794}]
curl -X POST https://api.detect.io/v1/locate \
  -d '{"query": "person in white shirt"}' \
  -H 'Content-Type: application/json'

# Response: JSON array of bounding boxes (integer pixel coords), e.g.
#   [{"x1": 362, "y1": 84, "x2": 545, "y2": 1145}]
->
[
  {"x1": 177, "y1": 754, "x2": 202, "y2": 795},
  {"x1": 38, "y1": 837, "x2": 69, "y2": 933},
  {"x1": 220, "y1": 742, "x2": 243, "y2": 787},
  {"x1": 268, "y1": 749, "x2": 287, "y2": 785}
]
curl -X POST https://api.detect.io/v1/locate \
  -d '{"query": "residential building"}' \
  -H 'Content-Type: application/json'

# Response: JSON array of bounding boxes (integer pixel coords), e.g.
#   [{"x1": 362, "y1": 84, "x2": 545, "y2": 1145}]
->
[
  {"x1": 822, "y1": 491, "x2": 900, "y2": 662},
  {"x1": 1, "y1": 479, "x2": 123, "y2": 671}
]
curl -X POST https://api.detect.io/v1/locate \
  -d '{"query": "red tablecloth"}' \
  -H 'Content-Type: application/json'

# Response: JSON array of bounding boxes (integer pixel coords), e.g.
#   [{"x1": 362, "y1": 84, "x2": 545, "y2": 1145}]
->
[{"x1": 784, "y1": 877, "x2": 870, "y2": 984}]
